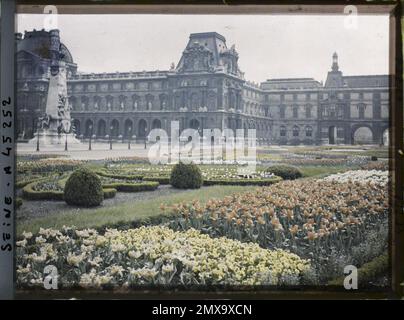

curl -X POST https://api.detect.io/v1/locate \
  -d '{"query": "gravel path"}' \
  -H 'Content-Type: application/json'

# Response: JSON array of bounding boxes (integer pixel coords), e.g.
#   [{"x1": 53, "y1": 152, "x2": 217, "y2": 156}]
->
[{"x1": 17, "y1": 185, "x2": 192, "y2": 221}]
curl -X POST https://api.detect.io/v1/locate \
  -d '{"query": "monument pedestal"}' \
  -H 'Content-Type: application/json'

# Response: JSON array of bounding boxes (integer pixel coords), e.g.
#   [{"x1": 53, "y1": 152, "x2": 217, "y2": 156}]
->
[{"x1": 29, "y1": 129, "x2": 81, "y2": 147}]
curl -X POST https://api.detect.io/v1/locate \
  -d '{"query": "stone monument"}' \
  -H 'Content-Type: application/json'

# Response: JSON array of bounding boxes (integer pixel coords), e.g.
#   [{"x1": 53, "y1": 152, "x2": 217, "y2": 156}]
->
[{"x1": 29, "y1": 29, "x2": 80, "y2": 146}]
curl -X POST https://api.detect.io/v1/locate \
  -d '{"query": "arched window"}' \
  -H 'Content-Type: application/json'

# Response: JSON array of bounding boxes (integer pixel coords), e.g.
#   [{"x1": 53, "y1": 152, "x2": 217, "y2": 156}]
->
[
  {"x1": 280, "y1": 126, "x2": 286, "y2": 137},
  {"x1": 305, "y1": 126, "x2": 313, "y2": 137},
  {"x1": 293, "y1": 125, "x2": 299, "y2": 137}
]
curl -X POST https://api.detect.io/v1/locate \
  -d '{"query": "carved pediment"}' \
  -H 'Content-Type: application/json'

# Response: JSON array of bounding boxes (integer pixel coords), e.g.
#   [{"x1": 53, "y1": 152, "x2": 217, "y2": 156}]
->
[{"x1": 178, "y1": 41, "x2": 214, "y2": 73}]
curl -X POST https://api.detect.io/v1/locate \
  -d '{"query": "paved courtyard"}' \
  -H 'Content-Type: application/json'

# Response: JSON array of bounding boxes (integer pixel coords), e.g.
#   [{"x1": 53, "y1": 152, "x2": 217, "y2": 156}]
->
[
  {"x1": 17, "y1": 141, "x2": 262, "y2": 162},
  {"x1": 17, "y1": 141, "x2": 164, "y2": 160}
]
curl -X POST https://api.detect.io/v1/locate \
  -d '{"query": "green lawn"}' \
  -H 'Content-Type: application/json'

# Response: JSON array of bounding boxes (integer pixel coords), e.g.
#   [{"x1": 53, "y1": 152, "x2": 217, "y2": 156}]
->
[{"x1": 17, "y1": 185, "x2": 257, "y2": 236}]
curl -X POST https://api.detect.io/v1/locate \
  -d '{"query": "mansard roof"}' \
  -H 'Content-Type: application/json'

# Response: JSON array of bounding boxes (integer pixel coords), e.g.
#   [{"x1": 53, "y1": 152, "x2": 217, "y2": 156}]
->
[
  {"x1": 176, "y1": 32, "x2": 227, "y2": 70},
  {"x1": 260, "y1": 78, "x2": 322, "y2": 90},
  {"x1": 68, "y1": 70, "x2": 170, "y2": 80},
  {"x1": 16, "y1": 29, "x2": 75, "y2": 65},
  {"x1": 342, "y1": 75, "x2": 389, "y2": 88},
  {"x1": 175, "y1": 31, "x2": 243, "y2": 77}
]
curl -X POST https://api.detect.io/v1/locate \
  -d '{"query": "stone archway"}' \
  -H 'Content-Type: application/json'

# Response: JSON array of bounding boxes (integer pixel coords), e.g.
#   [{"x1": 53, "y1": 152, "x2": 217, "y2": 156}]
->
[
  {"x1": 138, "y1": 119, "x2": 148, "y2": 138},
  {"x1": 97, "y1": 119, "x2": 106, "y2": 138},
  {"x1": 353, "y1": 126, "x2": 373, "y2": 145},
  {"x1": 84, "y1": 119, "x2": 94, "y2": 137},
  {"x1": 124, "y1": 119, "x2": 133, "y2": 138},
  {"x1": 72, "y1": 119, "x2": 81, "y2": 136},
  {"x1": 152, "y1": 119, "x2": 162, "y2": 129},
  {"x1": 189, "y1": 119, "x2": 200, "y2": 130},
  {"x1": 110, "y1": 119, "x2": 120, "y2": 138}
]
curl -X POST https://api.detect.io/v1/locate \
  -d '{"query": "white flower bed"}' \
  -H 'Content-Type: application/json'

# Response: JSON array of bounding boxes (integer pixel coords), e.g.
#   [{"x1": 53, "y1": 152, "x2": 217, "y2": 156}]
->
[{"x1": 322, "y1": 170, "x2": 388, "y2": 186}]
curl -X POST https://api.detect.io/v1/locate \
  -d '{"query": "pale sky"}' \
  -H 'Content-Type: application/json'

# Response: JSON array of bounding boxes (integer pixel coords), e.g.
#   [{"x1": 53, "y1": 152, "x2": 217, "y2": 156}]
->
[{"x1": 16, "y1": 14, "x2": 390, "y2": 83}]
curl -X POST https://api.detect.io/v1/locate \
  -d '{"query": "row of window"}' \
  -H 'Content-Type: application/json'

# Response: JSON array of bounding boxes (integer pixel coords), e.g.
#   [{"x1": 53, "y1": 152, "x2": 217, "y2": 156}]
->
[
  {"x1": 277, "y1": 103, "x2": 374, "y2": 119},
  {"x1": 244, "y1": 89, "x2": 260, "y2": 99},
  {"x1": 68, "y1": 81, "x2": 169, "y2": 93},
  {"x1": 265, "y1": 92, "x2": 382, "y2": 102},
  {"x1": 279, "y1": 105, "x2": 312, "y2": 119},
  {"x1": 280, "y1": 125, "x2": 313, "y2": 137},
  {"x1": 69, "y1": 94, "x2": 168, "y2": 111},
  {"x1": 68, "y1": 78, "x2": 222, "y2": 92}
]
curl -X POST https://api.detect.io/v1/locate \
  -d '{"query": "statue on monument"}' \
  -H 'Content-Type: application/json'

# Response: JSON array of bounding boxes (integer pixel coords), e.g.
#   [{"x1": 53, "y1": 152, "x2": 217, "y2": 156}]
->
[{"x1": 30, "y1": 29, "x2": 80, "y2": 147}]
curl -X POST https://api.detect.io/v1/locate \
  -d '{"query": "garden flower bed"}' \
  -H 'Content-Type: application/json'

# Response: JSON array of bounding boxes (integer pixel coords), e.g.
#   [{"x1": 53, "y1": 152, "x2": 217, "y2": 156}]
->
[
  {"x1": 16, "y1": 226, "x2": 310, "y2": 288},
  {"x1": 16, "y1": 174, "x2": 49, "y2": 189},
  {"x1": 161, "y1": 178, "x2": 388, "y2": 281},
  {"x1": 360, "y1": 161, "x2": 389, "y2": 171},
  {"x1": 17, "y1": 158, "x2": 85, "y2": 174},
  {"x1": 99, "y1": 164, "x2": 281, "y2": 186},
  {"x1": 95, "y1": 175, "x2": 159, "y2": 192},
  {"x1": 322, "y1": 170, "x2": 388, "y2": 186},
  {"x1": 203, "y1": 176, "x2": 282, "y2": 186},
  {"x1": 22, "y1": 178, "x2": 65, "y2": 201},
  {"x1": 22, "y1": 176, "x2": 118, "y2": 201}
]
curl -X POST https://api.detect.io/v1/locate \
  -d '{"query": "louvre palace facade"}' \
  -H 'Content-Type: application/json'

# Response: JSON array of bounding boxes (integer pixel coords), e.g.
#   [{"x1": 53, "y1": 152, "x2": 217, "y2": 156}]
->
[{"x1": 16, "y1": 29, "x2": 390, "y2": 145}]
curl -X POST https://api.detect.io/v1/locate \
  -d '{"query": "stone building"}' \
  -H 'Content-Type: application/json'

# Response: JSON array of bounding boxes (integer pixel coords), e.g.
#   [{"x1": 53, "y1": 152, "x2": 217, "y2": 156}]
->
[{"x1": 16, "y1": 29, "x2": 389, "y2": 145}]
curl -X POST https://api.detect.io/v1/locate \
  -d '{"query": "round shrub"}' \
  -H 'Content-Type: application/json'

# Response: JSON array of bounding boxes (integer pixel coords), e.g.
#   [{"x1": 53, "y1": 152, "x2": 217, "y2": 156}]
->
[
  {"x1": 170, "y1": 162, "x2": 203, "y2": 189},
  {"x1": 265, "y1": 165, "x2": 303, "y2": 180},
  {"x1": 64, "y1": 168, "x2": 104, "y2": 207}
]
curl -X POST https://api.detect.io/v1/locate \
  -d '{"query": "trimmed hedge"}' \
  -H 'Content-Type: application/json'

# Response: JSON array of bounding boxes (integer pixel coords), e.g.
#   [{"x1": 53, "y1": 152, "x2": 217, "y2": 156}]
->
[
  {"x1": 22, "y1": 180, "x2": 64, "y2": 201},
  {"x1": 64, "y1": 168, "x2": 104, "y2": 207},
  {"x1": 16, "y1": 177, "x2": 43, "y2": 189},
  {"x1": 143, "y1": 176, "x2": 170, "y2": 185},
  {"x1": 265, "y1": 165, "x2": 303, "y2": 180},
  {"x1": 95, "y1": 170, "x2": 143, "y2": 181},
  {"x1": 170, "y1": 162, "x2": 203, "y2": 189},
  {"x1": 203, "y1": 177, "x2": 282, "y2": 186},
  {"x1": 102, "y1": 181, "x2": 159, "y2": 192},
  {"x1": 103, "y1": 188, "x2": 117, "y2": 199},
  {"x1": 328, "y1": 253, "x2": 388, "y2": 287}
]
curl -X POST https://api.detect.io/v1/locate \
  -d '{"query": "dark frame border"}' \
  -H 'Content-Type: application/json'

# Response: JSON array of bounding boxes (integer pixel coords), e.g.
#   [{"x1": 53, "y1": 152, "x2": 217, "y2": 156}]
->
[
  {"x1": 4, "y1": 0, "x2": 403, "y2": 299},
  {"x1": 0, "y1": 0, "x2": 16, "y2": 300}
]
